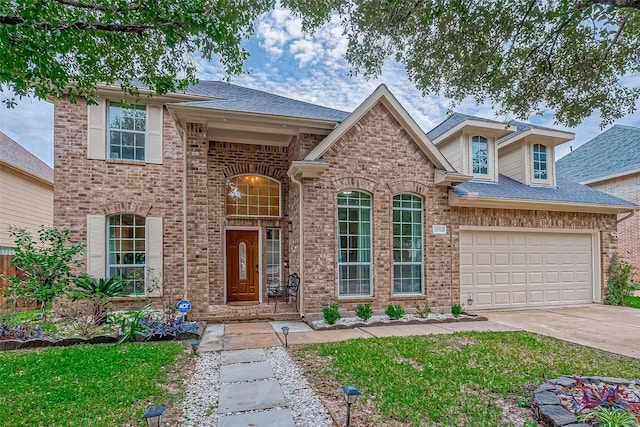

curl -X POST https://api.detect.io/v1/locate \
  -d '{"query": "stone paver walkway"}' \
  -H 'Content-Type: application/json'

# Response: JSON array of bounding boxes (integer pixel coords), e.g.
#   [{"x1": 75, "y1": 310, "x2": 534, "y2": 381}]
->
[{"x1": 216, "y1": 348, "x2": 295, "y2": 427}]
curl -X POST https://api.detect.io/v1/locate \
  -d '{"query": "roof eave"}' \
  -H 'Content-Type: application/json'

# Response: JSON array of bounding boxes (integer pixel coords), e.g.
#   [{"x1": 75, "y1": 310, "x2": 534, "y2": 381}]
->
[
  {"x1": 288, "y1": 161, "x2": 329, "y2": 179},
  {"x1": 433, "y1": 120, "x2": 517, "y2": 146},
  {"x1": 579, "y1": 167, "x2": 640, "y2": 185},
  {"x1": 448, "y1": 191, "x2": 636, "y2": 214},
  {"x1": 499, "y1": 128, "x2": 575, "y2": 149},
  {"x1": 435, "y1": 170, "x2": 473, "y2": 186},
  {"x1": 0, "y1": 158, "x2": 53, "y2": 186}
]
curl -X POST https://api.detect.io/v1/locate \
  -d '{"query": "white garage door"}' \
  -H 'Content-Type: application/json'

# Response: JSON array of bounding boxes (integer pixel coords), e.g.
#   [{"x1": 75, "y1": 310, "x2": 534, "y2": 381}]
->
[{"x1": 460, "y1": 230, "x2": 593, "y2": 309}]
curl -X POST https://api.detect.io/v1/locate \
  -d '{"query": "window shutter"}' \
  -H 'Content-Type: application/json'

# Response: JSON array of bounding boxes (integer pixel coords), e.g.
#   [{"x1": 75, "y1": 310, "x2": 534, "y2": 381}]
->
[
  {"x1": 146, "y1": 105, "x2": 163, "y2": 164},
  {"x1": 87, "y1": 99, "x2": 106, "y2": 160},
  {"x1": 146, "y1": 217, "x2": 163, "y2": 297},
  {"x1": 87, "y1": 215, "x2": 106, "y2": 278}
]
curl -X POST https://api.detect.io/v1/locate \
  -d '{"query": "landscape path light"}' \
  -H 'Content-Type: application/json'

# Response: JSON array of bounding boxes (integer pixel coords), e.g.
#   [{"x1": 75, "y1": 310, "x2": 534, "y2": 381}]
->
[
  {"x1": 191, "y1": 340, "x2": 200, "y2": 354},
  {"x1": 342, "y1": 385, "x2": 361, "y2": 427},
  {"x1": 281, "y1": 326, "x2": 290, "y2": 347},
  {"x1": 142, "y1": 405, "x2": 165, "y2": 427}
]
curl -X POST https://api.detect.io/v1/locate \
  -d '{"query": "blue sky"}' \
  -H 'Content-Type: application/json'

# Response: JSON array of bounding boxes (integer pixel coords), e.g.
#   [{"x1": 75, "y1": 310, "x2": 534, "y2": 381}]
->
[{"x1": 1, "y1": 5, "x2": 639, "y2": 167}]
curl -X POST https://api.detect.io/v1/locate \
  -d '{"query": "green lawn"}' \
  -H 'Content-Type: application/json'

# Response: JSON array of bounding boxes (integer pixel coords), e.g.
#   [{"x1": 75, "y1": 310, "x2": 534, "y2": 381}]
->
[
  {"x1": 298, "y1": 332, "x2": 640, "y2": 426},
  {"x1": 0, "y1": 342, "x2": 185, "y2": 426}
]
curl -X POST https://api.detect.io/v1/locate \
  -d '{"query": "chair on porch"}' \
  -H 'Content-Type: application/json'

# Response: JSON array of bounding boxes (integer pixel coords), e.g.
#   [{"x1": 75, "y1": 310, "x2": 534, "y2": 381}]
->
[{"x1": 267, "y1": 273, "x2": 300, "y2": 313}]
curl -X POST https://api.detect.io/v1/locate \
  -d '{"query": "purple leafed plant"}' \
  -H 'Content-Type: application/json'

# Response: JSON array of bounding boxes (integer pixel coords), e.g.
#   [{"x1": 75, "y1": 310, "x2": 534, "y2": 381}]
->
[
  {"x1": 140, "y1": 315, "x2": 200, "y2": 340},
  {"x1": 0, "y1": 323, "x2": 44, "y2": 341}
]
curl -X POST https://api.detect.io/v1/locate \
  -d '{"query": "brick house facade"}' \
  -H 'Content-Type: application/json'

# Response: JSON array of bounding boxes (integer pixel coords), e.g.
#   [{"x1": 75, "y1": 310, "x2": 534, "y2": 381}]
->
[{"x1": 53, "y1": 83, "x2": 635, "y2": 320}]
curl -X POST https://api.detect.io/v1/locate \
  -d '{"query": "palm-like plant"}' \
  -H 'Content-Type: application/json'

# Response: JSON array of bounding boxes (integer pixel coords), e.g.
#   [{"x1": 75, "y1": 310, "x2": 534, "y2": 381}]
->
[{"x1": 72, "y1": 275, "x2": 129, "y2": 324}]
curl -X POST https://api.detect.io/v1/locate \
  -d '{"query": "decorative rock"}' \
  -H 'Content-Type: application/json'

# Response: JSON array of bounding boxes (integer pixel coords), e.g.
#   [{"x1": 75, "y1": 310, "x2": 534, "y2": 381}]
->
[
  {"x1": 1, "y1": 340, "x2": 20, "y2": 351},
  {"x1": 533, "y1": 391, "x2": 561, "y2": 405},
  {"x1": 556, "y1": 376, "x2": 576, "y2": 387},
  {"x1": 592, "y1": 376, "x2": 631, "y2": 385},
  {"x1": 537, "y1": 405, "x2": 577, "y2": 427},
  {"x1": 534, "y1": 383, "x2": 557, "y2": 393},
  {"x1": 19, "y1": 339, "x2": 56, "y2": 349}
]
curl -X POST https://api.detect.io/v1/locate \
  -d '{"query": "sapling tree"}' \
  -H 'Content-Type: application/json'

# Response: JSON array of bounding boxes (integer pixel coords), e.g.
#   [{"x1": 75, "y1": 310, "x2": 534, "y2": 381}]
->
[{"x1": 6, "y1": 226, "x2": 83, "y2": 321}]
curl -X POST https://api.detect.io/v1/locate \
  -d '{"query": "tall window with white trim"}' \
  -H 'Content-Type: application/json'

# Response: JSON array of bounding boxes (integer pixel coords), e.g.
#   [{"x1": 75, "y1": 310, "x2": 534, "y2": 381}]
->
[
  {"x1": 533, "y1": 144, "x2": 548, "y2": 180},
  {"x1": 471, "y1": 136, "x2": 489, "y2": 175},
  {"x1": 393, "y1": 194, "x2": 424, "y2": 294},
  {"x1": 108, "y1": 214, "x2": 146, "y2": 295},
  {"x1": 266, "y1": 228, "x2": 282, "y2": 285},
  {"x1": 337, "y1": 191, "x2": 372, "y2": 296}
]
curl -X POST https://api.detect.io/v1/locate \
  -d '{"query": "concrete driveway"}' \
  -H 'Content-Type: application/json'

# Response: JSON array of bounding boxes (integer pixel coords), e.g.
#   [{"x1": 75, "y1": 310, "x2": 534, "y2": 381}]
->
[{"x1": 485, "y1": 305, "x2": 640, "y2": 359}]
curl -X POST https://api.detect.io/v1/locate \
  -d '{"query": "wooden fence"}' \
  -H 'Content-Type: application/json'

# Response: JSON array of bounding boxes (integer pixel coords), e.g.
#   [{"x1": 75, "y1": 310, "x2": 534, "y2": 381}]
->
[{"x1": 0, "y1": 254, "x2": 38, "y2": 311}]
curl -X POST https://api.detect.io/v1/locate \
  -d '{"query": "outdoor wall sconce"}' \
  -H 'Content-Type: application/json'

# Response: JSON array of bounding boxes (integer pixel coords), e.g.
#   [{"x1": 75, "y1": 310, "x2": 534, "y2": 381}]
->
[
  {"x1": 142, "y1": 405, "x2": 165, "y2": 427},
  {"x1": 342, "y1": 385, "x2": 361, "y2": 426},
  {"x1": 287, "y1": 220, "x2": 293, "y2": 233},
  {"x1": 281, "y1": 326, "x2": 290, "y2": 347},
  {"x1": 467, "y1": 295, "x2": 474, "y2": 307},
  {"x1": 190, "y1": 340, "x2": 200, "y2": 354}
]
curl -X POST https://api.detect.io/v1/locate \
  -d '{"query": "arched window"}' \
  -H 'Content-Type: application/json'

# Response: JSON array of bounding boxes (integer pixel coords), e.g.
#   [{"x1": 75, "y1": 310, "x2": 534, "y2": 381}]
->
[
  {"x1": 108, "y1": 213, "x2": 146, "y2": 295},
  {"x1": 337, "y1": 191, "x2": 372, "y2": 296},
  {"x1": 533, "y1": 144, "x2": 548, "y2": 179},
  {"x1": 392, "y1": 194, "x2": 423, "y2": 294},
  {"x1": 225, "y1": 175, "x2": 281, "y2": 217},
  {"x1": 471, "y1": 136, "x2": 489, "y2": 175}
]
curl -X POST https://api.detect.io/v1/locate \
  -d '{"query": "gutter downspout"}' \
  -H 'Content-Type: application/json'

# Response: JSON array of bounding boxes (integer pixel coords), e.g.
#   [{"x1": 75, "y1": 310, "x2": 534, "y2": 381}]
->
[
  {"x1": 289, "y1": 171, "x2": 305, "y2": 318},
  {"x1": 182, "y1": 129, "x2": 188, "y2": 300},
  {"x1": 616, "y1": 210, "x2": 635, "y2": 225}
]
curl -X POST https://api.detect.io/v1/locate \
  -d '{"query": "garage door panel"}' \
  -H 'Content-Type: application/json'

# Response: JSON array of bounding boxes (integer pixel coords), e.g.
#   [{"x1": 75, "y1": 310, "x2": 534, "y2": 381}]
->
[{"x1": 460, "y1": 230, "x2": 593, "y2": 309}]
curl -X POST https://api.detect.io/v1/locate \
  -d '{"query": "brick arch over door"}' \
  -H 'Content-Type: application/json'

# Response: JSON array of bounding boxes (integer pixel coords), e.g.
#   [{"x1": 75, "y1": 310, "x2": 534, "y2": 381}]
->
[
  {"x1": 222, "y1": 164, "x2": 285, "y2": 182},
  {"x1": 101, "y1": 201, "x2": 152, "y2": 217}
]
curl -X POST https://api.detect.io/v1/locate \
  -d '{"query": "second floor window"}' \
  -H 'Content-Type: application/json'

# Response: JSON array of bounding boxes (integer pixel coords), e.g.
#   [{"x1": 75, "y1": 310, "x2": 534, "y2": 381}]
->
[
  {"x1": 533, "y1": 144, "x2": 548, "y2": 180},
  {"x1": 108, "y1": 103, "x2": 146, "y2": 161},
  {"x1": 472, "y1": 136, "x2": 488, "y2": 175}
]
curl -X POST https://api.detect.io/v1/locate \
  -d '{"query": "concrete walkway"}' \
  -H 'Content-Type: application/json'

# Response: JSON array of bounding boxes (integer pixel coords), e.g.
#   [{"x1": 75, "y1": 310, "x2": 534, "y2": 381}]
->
[{"x1": 486, "y1": 304, "x2": 640, "y2": 359}]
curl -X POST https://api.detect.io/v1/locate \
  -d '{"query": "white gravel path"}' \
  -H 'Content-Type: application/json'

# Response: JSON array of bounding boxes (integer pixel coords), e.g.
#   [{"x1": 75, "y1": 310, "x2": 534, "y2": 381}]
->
[{"x1": 179, "y1": 347, "x2": 334, "y2": 427}]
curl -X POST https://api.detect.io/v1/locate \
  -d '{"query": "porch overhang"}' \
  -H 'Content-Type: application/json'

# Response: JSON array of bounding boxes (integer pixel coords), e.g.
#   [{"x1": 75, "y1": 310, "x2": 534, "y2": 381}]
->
[{"x1": 166, "y1": 104, "x2": 339, "y2": 147}]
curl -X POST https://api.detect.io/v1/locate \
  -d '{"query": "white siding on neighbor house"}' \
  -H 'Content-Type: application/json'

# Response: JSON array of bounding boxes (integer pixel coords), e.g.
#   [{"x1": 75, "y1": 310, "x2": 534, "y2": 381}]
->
[
  {"x1": 0, "y1": 165, "x2": 53, "y2": 247},
  {"x1": 439, "y1": 137, "x2": 463, "y2": 172},
  {"x1": 498, "y1": 144, "x2": 524, "y2": 182}
]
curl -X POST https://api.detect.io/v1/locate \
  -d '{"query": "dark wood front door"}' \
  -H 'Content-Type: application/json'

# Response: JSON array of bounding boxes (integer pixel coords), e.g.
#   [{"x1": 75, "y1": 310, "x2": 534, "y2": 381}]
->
[{"x1": 226, "y1": 230, "x2": 259, "y2": 302}]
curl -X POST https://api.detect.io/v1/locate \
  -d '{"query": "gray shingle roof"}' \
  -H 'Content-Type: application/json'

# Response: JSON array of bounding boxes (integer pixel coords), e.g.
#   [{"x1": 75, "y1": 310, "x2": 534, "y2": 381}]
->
[
  {"x1": 556, "y1": 125, "x2": 640, "y2": 183},
  {"x1": 0, "y1": 132, "x2": 53, "y2": 182},
  {"x1": 451, "y1": 174, "x2": 636, "y2": 207},
  {"x1": 177, "y1": 81, "x2": 349, "y2": 122},
  {"x1": 427, "y1": 113, "x2": 507, "y2": 141}
]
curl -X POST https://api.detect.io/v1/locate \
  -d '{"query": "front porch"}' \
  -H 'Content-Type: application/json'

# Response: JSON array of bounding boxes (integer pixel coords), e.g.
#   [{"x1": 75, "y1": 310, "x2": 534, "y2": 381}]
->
[{"x1": 202, "y1": 299, "x2": 301, "y2": 323}]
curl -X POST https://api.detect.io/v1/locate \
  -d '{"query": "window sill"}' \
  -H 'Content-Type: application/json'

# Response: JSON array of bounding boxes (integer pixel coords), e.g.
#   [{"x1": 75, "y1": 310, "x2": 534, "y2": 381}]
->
[
  {"x1": 106, "y1": 159, "x2": 147, "y2": 166},
  {"x1": 392, "y1": 294, "x2": 426, "y2": 301},
  {"x1": 337, "y1": 296, "x2": 376, "y2": 303},
  {"x1": 109, "y1": 296, "x2": 150, "y2": 301}
]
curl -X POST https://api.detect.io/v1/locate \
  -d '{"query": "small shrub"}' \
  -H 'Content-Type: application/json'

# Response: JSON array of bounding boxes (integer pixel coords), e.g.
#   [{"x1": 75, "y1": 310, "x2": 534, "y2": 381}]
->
[
  {"x1": 451, "y1": 304, "x2": 463, "y2": 316},
  {"x1": 323, "y1": 303, "x2": 341, "y2": 325},
  {"x1": 605, "y1": 254, "x2": 638, "y2": 306},
  {"x1": 385, "y1": 304, "x2": 405, "y2": 320},
  {"x1": 355, "y1": 303, "x2": 373, "y2": 321},
  {"x1": 141, "y1": 315, "x2": 200, "y2": 340},
  {"x1": 415, "y1": 300, "x2": 431, "y2": 318},
  {"x1": 56, "y1": 299, "x2": 100, "y2": 336},
  {"x1": 72, "y1": 275, "x2": 129, "y2": 325},
  {"x1": 117, "y1": 304, "x2": 150, "y2": 344}
]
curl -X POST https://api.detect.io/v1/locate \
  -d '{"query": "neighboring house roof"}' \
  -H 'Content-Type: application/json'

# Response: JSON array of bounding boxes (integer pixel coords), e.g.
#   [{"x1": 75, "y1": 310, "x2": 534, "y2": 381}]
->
[
  {"x1": 0, "y1": 131, "x2": 53, "y2": 183},
  {"x1": 176, "y1": 81, "x2": 350, "y2": 123},
  {"x1": 451, "y1": 174, "x2": 636, "y2": 211},
  {"x1": 556, "y1": 125, "x2": 640, "y2": 184},
  {"x1": 427, "y1": 113, "x2": 507, "y2": 141}
]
